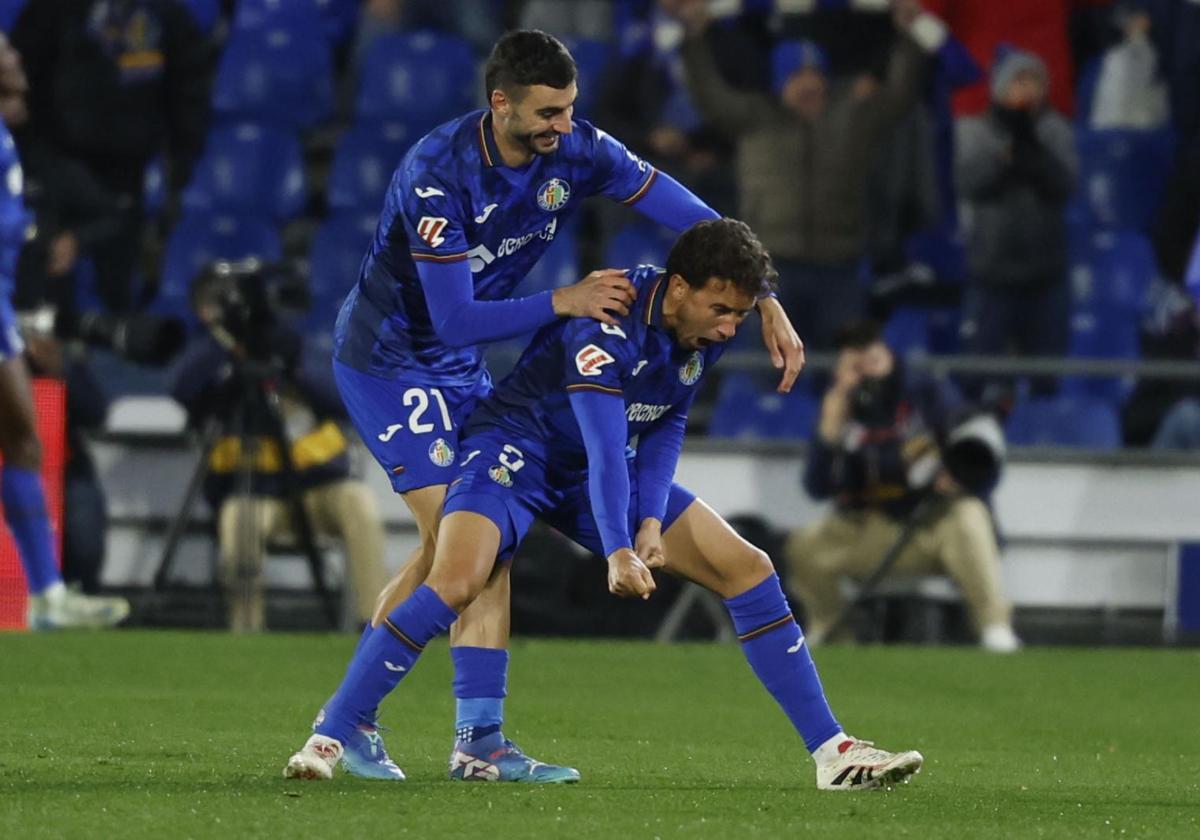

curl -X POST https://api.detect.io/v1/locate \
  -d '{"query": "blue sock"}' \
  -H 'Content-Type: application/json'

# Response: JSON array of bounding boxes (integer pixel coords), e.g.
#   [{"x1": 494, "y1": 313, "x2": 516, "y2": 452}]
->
[
  {"x1": 452, "y1": 646, "x2": 508, "y2": 742},
  {"x1": 725, "y1": 574, "x2": 842, "y2": 753},
  {"x1": 315, "y1": 585, "x2": 457, "y2": 745},
  {"x1": 353, "y1": 622, "x2": 373, "y2": 656},
  {"x1": 2, "y1": 466, "x2": 62, "y2": 594}
]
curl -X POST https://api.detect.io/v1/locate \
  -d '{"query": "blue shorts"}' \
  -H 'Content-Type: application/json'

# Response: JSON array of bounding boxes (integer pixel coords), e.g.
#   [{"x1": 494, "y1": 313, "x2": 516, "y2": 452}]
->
[
  {"x1": 442, "y1": 427, "x2": 697, "y2": 559},
  {"x1": 0, "y1": 297, "x2": 25, "y2": 362},
  {"x1": 333, "y1": 360, "x2": 492, "y2": 493}
]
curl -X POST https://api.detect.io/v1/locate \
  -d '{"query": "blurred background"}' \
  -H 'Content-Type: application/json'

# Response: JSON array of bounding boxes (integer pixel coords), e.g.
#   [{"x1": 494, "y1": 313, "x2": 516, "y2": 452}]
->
[{"x1": 1, "y1": 0, "x2": 1198, "y2": 647}]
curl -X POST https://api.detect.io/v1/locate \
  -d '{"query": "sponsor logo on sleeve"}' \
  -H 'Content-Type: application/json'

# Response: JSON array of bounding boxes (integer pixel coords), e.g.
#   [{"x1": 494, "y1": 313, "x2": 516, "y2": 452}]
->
[
  {"x1": 415, "y1": 186, "x2": 445, "y2": 199},
  {"x1": 575, "y1": 344, "x2": 615, "y2": 377},
  {"x1": 416, "y1": 216, "x2": 449, "y2": 248}
]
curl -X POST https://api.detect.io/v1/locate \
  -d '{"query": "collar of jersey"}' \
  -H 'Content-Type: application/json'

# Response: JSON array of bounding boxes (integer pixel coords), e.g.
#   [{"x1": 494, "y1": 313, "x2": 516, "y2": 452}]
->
[
  {"x1": 643, "y1": 272, "x2": 668, "y2": 331},
  {"x1": 478, "y1": 112, "x2": 502, "y2": 168}
]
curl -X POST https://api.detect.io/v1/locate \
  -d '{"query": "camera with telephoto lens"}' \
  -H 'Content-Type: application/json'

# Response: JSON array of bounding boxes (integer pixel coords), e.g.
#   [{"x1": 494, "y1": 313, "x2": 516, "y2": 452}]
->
[{"x1": 190, "y1": 257, "x2": 310, "y2": 364}]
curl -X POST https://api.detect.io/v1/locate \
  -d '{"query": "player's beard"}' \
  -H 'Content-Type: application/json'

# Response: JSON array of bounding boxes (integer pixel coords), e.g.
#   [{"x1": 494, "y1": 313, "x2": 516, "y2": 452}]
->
[{"x1": 519, "y1": 129, "x2": 561, "y2": 156}]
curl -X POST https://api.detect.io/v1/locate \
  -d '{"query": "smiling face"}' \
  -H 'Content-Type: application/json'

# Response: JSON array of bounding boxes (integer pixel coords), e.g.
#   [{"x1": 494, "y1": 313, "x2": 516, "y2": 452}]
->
[
  {"x1": 662, "y1": 275, "x2": 758, "y2": 350},
  {"x1": 491, "y1": 82, "x2": 577, "y2": 163}
]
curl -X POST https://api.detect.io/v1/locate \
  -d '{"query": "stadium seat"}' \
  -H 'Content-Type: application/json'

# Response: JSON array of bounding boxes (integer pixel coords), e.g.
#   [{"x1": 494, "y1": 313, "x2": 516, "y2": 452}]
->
[
  {"x1": 604, "y1": 221, "x2": 676, "y2": 271},
  {"x1": 183, "y1": 123, "x2": 307, "y2": 221},
  {"x1": 559, "y1": 37, "x2": 612, "y2": 118},
  {"x1": 233, "y1": 0, "x2": 324, "y2": 36},
  {"x1": 211, "y1": 25, "x2": 334, "y2": 129},
  {"x1": 327, "y1": 126, "x2": 409, "y2": 213},
  {"x1": 1077, "y1": 127, "x2": 1175, "y2": 232},
  {"x1": 183, "y1": 0, "x2": 220, "y2": 34},
  {"x1": 0, "y1": 0, "x2": 26, "y2": 32},
  {"x1": 883, "y1": 307, "x2": 931, "y2": 356},
  {"x1": 355, "y1": 30, "x2": 478, "y2": 132},
  {"x1": 160, "y1": 213, "x2": 283, "y2": 315},
  {"x1": 709, "y1": 375, "x2": 818, "y2": 441},
  {"x1": 1005, "y1": 396, "x2": 1122, "y2": 448},
  {"x1": 307, "y1": 212, "x2": 377, "y2": 332}
]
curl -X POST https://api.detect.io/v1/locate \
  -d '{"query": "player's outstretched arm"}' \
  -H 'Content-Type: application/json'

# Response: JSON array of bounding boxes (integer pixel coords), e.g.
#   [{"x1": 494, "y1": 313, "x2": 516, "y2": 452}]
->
[
  {"x1": 417, "y1": 258, "x2": 561, "y2": 347},
  {"x1": 756, "y1": 296, "x2": 806, "y2": 394}
]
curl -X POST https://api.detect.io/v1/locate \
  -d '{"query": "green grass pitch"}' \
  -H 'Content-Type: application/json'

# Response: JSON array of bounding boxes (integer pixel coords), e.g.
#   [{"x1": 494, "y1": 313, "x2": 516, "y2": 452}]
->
[{"x1": 2, "y1": 632, "x2": 1198, "y2": 839}]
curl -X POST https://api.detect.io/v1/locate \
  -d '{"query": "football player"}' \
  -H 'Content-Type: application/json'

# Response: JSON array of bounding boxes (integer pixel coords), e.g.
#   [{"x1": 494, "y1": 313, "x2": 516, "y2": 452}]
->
[
  {"x1": 320, "y1": 30, "x2": 804, "y2": 781},
  {"x1": 289, "y1": 219, "x2": 922, "y2": 791}
]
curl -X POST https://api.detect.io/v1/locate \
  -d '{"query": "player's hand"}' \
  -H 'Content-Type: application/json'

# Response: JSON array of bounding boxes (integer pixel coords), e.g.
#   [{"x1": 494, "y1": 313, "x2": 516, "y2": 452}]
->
[
  {"x1": 756, "y1": 296, "x2": 805, "y2": 393},
  {"x1": 607, "y1": 548, "x2": 657, "y2": 600},
  {"x1": 634, "y1": 519, "x2": 666, "y2": 570},
  {"x1": 552, "y1": 268, "x2": 636, "y2": 326}
]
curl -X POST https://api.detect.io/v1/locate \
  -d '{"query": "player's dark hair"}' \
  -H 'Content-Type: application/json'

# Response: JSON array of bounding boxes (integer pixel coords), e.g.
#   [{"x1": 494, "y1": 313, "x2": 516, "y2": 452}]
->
[
  {"x1": 665, "y1": 218, "x2": 777, "y2": 298},
  {"x1": 485, "y1": 30, "x2": 577, "y2": 101},
  {"x1": 833, "y1": 319, "x2": 885, "y2": 350}
]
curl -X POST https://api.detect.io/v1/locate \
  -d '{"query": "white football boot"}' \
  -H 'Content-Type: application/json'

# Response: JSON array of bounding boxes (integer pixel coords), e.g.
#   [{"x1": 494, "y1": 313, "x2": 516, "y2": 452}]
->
[
  {"x1": 815, "y1": 737, "x2": 924, "y2": 791},
  {"x1": 283, "y1": 734, "x2": 344, "y2": 780},
  {"x1": 27, "y1": 583, "x2": 130, "y2": 630}
]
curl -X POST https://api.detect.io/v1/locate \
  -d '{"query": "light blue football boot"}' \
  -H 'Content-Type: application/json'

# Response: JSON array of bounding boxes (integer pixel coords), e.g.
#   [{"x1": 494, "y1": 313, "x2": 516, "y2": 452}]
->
[
  {"x1": 340, "y1": 724, "x2": 405, "y2": 780},
  {"x1": 448, "y1": 732, "x2": 580, "y2": 783}
]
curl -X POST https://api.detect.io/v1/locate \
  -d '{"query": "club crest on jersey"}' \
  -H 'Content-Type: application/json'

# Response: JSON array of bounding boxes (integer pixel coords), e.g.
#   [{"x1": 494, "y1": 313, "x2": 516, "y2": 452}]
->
[
  {"x1": 536, "y1": 178, "x2": 570, "y2": 212},
  {"x1": 428, "y1": 438, "x2": 455, "y2": 467},
  {"x1": 417, "y1": 216, "x2": 448, "y2": 248},
  {"x1": 678, "y1": 352, "x2": 703, "y2": 385},
  {"x1": 488, "y1": 464, "x2": 513, "y2": 488},
  {"x1": 575, "y1": 344, "x2": 615, "y2": 377}
]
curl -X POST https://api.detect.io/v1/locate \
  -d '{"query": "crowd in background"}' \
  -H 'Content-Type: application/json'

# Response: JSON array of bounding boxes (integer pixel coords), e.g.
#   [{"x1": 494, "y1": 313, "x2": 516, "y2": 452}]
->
[{"x1": 2, "y1": 0, "x2": 1199, "y2": 456}]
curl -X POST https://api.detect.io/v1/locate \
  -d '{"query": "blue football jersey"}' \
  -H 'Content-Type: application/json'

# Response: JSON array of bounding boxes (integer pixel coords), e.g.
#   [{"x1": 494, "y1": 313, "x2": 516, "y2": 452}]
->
[
  {"x1": 0, "y1": 119, "x2": 30, "y2": 297},
  {"x1": 464, "y1": 265, "x2": 724, "y2": 472},
  {"x1": 333, "y1": 109, "x2": 657, "y2": 385}
]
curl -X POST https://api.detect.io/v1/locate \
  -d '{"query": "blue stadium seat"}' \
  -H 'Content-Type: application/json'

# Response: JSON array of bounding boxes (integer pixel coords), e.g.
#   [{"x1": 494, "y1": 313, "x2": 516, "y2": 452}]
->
[
  {"x1": 327, "y1": 126, "x2": 409, "y2": 213},
  {"x1": 183, "y1": 0, "x2": 220, "y2": 33},
  {"x1": 1005, "y1": 396, "x2": 1122, "y2": 448},
  {"x1": 1077, "y1": 128, "x2": 1175, "y2": 232},
  {"x1": 159, "y1": 213, "x2": 283, "y2": 322},
  {"x1": 233, "y1": 0, "x2": 324, "y2": 35},
  {"x1": 212, "y1": 26, "x2": 334, "y2": 129},
  {"x1": 0, "y1": 0, "x2": 27, "y2": 32},
  {"x1": 883, "y1": 307, "x2": 931, "y2": 356},
  {"x1": 604, "y1": 221, "x2": 676, "y2": 270},
  {"x1": 559, "y1": 37, "x2": 612, "y2": 118},
  {"x1": 355, "y1": 30, "x2": 478, "y2": 132},
  {"x1": 183, "y1": 123, "x2": 307, "y2": 221},
  {"x1": 710, "y1": 375, "x2": 818, "y2": 441},
  {"x1": 307, "y1": 212, "x2": 377, "y2": 332}
]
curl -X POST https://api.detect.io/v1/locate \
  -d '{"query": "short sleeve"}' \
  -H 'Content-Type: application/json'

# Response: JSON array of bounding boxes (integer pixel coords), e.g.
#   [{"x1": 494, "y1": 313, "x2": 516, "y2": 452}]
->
[
  {"x1": 562, "y1": 317, "x2": 639, "y2": 396},
  {"x1": 582, "y1": 121, "x2": 658, "y2": 205},
  {"x1": 397, "y1": 168, "x2": 469, "y2": 264}
]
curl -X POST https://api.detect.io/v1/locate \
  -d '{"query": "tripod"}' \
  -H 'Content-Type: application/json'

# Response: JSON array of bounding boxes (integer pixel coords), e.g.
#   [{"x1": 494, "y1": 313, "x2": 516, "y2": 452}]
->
[{"x1": 153, "y1": 358, "x2": 340, "y2": 628}]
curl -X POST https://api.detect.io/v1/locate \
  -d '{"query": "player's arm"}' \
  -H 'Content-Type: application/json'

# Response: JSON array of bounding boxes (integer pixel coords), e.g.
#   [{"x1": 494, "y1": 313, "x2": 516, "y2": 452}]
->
[
  {"x1": 588, "y1": 124, "x2": 806, "y2": 392},
  {"x1": 567, "y1": 387, "x2": 656, "y2": 600},
  {"x1": 633, "y1": 392, "x2": 695, "y2": 529},
  {"x1": 416, "y1": 258, "x2": 558, "y2": 347}
]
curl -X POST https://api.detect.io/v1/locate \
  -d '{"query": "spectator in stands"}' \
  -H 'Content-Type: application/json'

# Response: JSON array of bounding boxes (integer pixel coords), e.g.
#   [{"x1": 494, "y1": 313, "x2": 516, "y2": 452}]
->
[
  {"x1": 596, "y1": 7, "x2": 736, "y2": 215},
  {"x1": 956, "y1": 47, "x2": 1077, "y2": 400},
  {"x1": 170, "y1": 279, "x2": 388, "y2": 633},
  {"x1": 784, "y1": 320, "x2": 1020, "y2": 653},
  {"x1": 670, "y1": 0, "x2": 944, "y2": 350},
  {"x1": 922, "y1": 0, "x2": 1115, "y2": 118},
  {"x1": 10, "y1": 0, "x2": 211, "y2": 313}
]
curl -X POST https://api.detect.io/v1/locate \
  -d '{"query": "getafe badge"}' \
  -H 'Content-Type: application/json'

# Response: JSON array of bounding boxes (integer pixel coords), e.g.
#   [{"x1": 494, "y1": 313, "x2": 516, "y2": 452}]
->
[
  {"x1": 488, "y1": 464, "x2": 513, "y2": 488},
  {"x1": 678, "y1": 351, "x2": 703, "y2": 385},
  {"x1": 428, "y1": 438, "x2": 455, "y2": 467},
  {"x1": 536, "y1": 178, "x2": 570, "y2": 212}
]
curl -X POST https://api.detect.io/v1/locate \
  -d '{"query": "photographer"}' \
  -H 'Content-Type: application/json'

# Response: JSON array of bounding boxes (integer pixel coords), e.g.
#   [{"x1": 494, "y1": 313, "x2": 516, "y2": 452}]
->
[
  {"x1": 170, "y1": 266, "x2": 388, "y2": 632},
  {"x1": 784, "y1": 320, "x2": 1020, "y2": 652}
]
